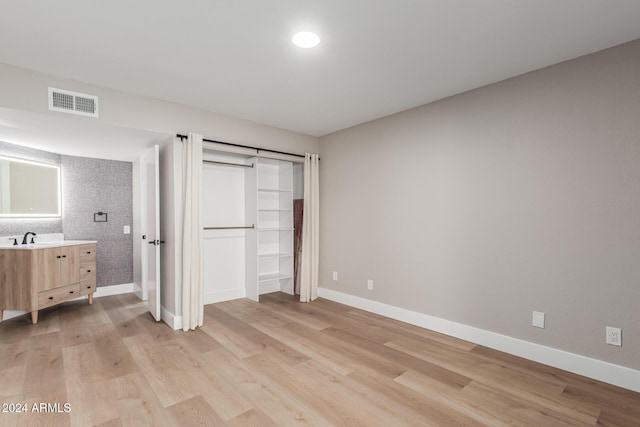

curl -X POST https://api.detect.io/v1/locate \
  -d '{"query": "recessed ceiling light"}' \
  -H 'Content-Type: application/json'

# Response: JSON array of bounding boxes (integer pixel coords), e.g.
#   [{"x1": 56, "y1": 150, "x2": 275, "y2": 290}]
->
[{"x1": 292, "y1": 31, "x2": 320, "y2": 48}]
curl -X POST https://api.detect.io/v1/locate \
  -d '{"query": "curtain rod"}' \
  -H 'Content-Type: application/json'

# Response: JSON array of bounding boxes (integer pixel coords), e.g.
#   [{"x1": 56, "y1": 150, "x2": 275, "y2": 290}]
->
[{"x1": 176, "y1": 133, "x2": 310, "y2": 159}]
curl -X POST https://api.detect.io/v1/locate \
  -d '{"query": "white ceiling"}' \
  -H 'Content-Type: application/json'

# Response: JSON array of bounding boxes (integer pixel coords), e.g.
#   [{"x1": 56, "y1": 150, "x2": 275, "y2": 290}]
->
[{"x1": 1, "y1": 0, "x2": 640, "y2": 138}]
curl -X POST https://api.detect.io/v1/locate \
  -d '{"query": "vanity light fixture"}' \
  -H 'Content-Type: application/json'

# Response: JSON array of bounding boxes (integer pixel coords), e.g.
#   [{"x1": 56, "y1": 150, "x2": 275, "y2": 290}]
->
[{"x1": 292, "y1": 31, "x2": 320, "y2": 48}]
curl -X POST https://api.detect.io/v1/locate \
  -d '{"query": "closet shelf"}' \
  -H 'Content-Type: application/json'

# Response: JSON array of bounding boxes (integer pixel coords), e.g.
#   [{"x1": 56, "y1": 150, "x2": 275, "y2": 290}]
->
[
  {"x1": 259, "y1": 252, "x2": 292, "y2": 259},
  {"x1": 258, "y1": 273, "x2": 292, "y2": 282},
  {"x1": 258, "y1": 188, "x2": 293, "y2": 193},
  {"x1": 253, "y1": 157, "x2": 295, "y2": 297}
]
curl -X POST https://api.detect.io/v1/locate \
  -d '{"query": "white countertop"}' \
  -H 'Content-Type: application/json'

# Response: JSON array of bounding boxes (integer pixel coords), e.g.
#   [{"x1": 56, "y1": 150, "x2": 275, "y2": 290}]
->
[
  {"x1": 0, "y1": 233, "x2": 96, "y2": 250},
  {"x1": 0, "y1": 240, "x2": 97, "y2": 250}
]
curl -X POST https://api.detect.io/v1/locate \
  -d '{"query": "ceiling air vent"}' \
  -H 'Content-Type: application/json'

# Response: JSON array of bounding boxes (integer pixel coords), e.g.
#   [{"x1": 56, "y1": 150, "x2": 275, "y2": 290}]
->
[{"x1": 48, "y1": 87, "x2": 99, "y2": 117}]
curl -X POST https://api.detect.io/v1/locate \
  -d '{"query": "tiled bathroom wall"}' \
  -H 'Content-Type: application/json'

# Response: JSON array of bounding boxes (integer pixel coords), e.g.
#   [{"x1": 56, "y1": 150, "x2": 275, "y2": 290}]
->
[
  {"x1": 0, "y1": 141, "x2": 133, "y2": 287},
  {"x1": 61, "y1": 156, "x2": 133, "y2": 287}
]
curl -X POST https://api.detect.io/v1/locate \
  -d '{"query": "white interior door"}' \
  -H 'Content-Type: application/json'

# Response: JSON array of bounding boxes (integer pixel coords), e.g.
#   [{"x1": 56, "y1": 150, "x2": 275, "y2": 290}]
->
[{"x1": 142, "y1": 145, "x2": 161, "y2": 321}]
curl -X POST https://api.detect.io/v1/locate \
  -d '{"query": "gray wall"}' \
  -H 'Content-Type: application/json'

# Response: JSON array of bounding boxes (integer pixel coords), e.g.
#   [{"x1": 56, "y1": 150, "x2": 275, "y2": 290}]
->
[
  {"x1": 319, "y1": 40, "x2": 640, "y2": 370},
  {"x1": 0, "y1": 140, "x2": 133, "y2": 287}
]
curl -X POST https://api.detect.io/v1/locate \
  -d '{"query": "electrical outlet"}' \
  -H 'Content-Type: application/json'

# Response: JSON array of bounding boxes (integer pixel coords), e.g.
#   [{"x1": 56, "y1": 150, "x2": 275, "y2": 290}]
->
[
  {"x1": 532, "y1": 311, "x2": 545, "y2": 328},
  {"x1": 606, "y1": 327, "x2": 622, "y2": 347},
  {"x1": 124, "y1": 225, "x2": 130, "y2": 234},
  {"x1": 332, "y1": 271, "x2": 338, "y2": 281},
  {"x1": 367, "y1": 279, "x2": 374, "y2": 291}
]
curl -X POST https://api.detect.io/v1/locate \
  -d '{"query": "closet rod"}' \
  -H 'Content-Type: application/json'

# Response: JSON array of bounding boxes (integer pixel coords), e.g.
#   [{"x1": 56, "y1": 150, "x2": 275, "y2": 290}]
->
[
  {"x1": 177, "y1": 133, "x2": 310, "y2": 159},
  {"x1": 204, "y1": 225, "x2": 255, "y2": 230},
  {"x1": 203, "y1": 159, "x2": 254, "y2": 168}
]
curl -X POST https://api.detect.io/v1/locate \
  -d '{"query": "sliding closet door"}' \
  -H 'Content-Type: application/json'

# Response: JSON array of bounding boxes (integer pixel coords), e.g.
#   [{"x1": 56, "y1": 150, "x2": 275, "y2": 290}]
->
[{"x1": 202, "y1": 153, "x2": 251, "y2": 303}]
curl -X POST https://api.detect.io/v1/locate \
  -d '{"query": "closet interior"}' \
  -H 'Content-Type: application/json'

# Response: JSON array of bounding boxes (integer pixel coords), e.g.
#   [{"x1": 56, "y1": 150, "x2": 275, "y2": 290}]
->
[{"x1": 202, "y1": 149, "x2": 302, "y2": 304}]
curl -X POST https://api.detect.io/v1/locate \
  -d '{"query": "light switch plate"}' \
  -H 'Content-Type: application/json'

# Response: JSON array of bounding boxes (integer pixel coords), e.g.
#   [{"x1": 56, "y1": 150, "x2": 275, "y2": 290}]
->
[{"x1": 532, "y1": 311, "x2": 545, "y2": 328}]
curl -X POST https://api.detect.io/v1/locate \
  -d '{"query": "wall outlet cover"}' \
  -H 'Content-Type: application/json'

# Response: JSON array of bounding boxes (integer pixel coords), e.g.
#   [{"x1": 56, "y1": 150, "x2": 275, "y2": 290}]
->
[
  {"x1": 332, "y1": 271, "x2": 338, "y2": 281},
  {"x1": 367, "y1": 279, "x2": 374, "y2": 290},
  {"x1": 606, "y1": 327, "x2": 622, "y2": 347}
]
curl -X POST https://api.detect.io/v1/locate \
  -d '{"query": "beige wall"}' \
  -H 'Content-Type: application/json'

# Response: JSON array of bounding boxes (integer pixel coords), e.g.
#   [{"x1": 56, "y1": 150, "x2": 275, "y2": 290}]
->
[{"x1": 319, "y1": 40, "x2": 640, "y2": 370}]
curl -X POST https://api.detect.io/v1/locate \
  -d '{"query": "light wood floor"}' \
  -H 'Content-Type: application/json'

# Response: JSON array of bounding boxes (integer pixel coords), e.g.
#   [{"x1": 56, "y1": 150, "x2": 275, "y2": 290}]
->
[{"x1": 0, "y1": 292, "x2": 638, "y2": 426}]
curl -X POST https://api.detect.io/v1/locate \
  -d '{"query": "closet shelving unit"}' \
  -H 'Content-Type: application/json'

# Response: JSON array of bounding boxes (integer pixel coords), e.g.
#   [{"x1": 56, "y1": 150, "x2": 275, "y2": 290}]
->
[{"x1": 246, "y1": 158, "x2": 294, "y2": 298}]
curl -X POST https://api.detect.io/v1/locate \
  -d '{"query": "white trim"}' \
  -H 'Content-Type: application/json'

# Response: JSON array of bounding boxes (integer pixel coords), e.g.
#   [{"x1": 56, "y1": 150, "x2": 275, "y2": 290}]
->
[
  {"x1": 204, "y1": 288, "x2": 246, "y2": 305},
  {"x1": 94, "y1": 282, "x2": 134, "y2": 298},
  {"x1": 318, "y1": 287, "x2": 640, "y2": 393},
  {"x1": 161, "y1": 306, "x2": 182, "y2": 330},
  {"x1": 1, "y1": 283, "x2": 134, "y2": 322}
]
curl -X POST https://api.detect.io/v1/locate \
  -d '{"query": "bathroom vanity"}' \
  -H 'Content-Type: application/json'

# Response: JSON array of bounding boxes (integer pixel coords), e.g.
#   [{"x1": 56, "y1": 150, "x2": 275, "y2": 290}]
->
[{"x1": 0, "y1": 240, "x2": 97, "y2": 324}]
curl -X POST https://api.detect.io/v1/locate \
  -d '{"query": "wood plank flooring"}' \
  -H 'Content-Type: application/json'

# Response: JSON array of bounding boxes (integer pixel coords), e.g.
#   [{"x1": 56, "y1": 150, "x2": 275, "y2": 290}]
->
[{"x1": 0, "y1": 292, "x2": 638, "y2": 426}]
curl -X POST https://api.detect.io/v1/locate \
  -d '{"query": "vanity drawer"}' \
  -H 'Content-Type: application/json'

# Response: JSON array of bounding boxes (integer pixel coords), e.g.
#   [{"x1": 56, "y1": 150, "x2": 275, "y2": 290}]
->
[
  {"x1": 79, "y1": 280, "x2": 96, "y2": 296},
  {"x1": 79, "y1": 244, "x2": 96, "y2": 262},
  {"x1": 38, "y1": 283, "x2": 80, "y2": 309},
  {"x1": 79, "y1": 262, "x2": 96, "y2": 281}
]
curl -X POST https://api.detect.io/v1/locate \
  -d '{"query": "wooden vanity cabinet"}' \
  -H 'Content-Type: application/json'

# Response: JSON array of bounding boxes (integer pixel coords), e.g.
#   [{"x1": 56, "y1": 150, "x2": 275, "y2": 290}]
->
[
  {"x1": 78, "y1": 245, "x2": 97, "y2": 300},
  {"x1": 0, "y1": 242, "x2": 97, "y2": 324},
  {"x1": 37, "y1": 245, "x2": 79, "y2": 291}
]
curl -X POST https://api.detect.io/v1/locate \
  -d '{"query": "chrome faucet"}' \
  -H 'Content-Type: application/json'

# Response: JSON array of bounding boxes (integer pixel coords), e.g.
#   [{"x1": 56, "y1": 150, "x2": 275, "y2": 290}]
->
[{"x1": 22, "y1": 231, "x2": 37, "y2": 245}]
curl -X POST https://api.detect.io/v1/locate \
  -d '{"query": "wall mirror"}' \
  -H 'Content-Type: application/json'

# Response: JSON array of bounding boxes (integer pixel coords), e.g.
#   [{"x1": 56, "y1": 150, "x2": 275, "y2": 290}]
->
[{"x1": 0, "y1": 155, "x2": 61, "y2": 217}]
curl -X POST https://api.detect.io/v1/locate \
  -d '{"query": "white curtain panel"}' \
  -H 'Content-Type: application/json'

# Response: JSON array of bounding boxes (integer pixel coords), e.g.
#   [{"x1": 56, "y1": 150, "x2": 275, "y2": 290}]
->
[
  {"x1": 300, "y1": 153, "x2": 320, "y2": 303},
  {"x1": 181, "y1": 132, "x2": 204, "y2": 330}
]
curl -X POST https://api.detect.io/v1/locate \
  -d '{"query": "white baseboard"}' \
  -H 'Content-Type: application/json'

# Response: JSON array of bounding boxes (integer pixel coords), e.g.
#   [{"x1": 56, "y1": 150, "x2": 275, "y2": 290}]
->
[
  {"x1": 318, "y1": 287, "x2": 640, "y2": 393},
  {"x1": 95, "y1": 283, "x2": 134, "y2": 298},
  {"x1": 161, "y1": 306, "x2": 182, "y2": 330},
  {"x1": 204, "y1": 288, "x2": 246, "y2": 305},
  {"x1": 1, "y1": 283, "x2": 134, "y2": 322}
]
